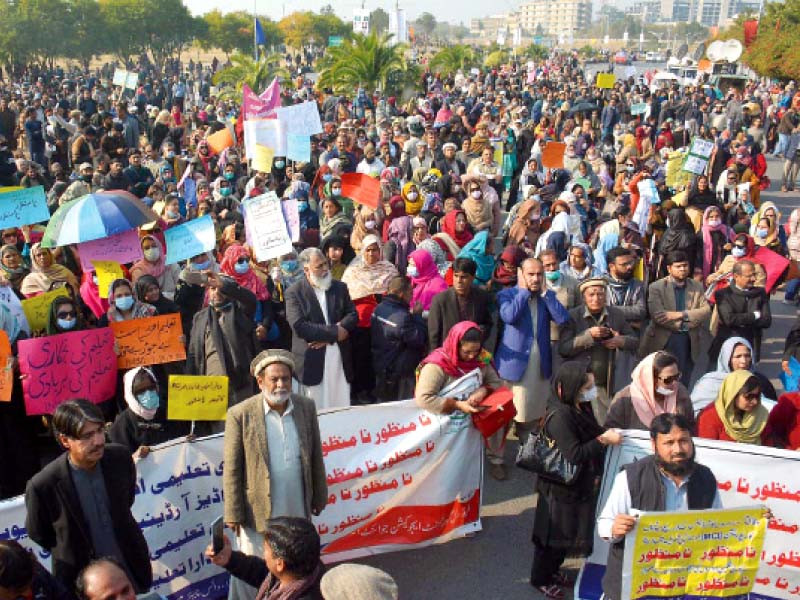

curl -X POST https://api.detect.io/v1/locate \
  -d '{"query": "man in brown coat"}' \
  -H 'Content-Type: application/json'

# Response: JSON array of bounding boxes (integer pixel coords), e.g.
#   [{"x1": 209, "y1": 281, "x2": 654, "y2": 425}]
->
[
  {"x1": 223, "y1": 349, "x2": 328, "y2": 600},
  {"x1": 639, "y1": 250, "x2": 710, "y2": 387}
]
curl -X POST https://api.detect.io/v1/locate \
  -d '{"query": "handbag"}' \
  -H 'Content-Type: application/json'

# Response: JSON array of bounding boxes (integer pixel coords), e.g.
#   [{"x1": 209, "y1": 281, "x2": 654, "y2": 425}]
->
[
  {"x1": 471, "y1": 387, "x2": 516, "y2": 439},
  {"x1": 515, "y1": 412, "x2": 581, "y2": 485}
]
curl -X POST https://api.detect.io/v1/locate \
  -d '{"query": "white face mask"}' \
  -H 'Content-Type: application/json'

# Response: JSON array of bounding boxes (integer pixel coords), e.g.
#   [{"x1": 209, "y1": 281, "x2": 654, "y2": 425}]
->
[
  {"x1": 707, "y1": 219, "x2": 721, "y2": 227},
  {"x1": 732, "y1": 247, "x2": 746, "y2": 258},
  {"x1": 581, "y1": 385, "x2": 598, "y2": 403},
  {"x1": 143, "y1": 247, "x2": 160, "y2": 262},
  {"x1": 656, "y1": 386, "x2": 674, "y2": 396},
  {"x1": 364, "y1": 219, "x2": 376, "y2": 230},
  {"x1": 407, "y1": 191, "x2": 418, "y2": 200},
  {"x1": 470, "y1": 190, "x2": 482, "y2": 199}
]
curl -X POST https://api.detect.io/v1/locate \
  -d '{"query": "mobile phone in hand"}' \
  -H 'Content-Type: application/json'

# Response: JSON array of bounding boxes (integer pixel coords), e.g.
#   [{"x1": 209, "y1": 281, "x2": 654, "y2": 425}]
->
[{"x1": 211, "y1": 516, "x2": 224, "y2": 554}]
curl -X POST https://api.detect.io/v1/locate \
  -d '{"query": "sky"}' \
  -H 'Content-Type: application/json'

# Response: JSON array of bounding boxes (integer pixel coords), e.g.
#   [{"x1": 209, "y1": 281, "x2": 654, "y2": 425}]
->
[{"x1": 185, "y1": 0, "x2": 525, "y2": 25}]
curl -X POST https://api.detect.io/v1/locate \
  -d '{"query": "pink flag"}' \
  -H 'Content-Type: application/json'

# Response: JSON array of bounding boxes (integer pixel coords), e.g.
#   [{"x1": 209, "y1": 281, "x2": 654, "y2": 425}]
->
[{"x1": 242, "y1": 78, "x2": 282, "y2": 120}]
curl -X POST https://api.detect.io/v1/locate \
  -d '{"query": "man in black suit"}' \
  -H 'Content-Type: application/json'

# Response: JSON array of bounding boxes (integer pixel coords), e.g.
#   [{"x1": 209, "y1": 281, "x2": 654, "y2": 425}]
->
[
  {"x1": 285, "y1": 247, "x2": 358, "y2": 410},
  {"x1": 427, "y1": 257, "x2": 493, "y2": 350},
  {"x1": 25, "y1": 400, "x2": 152, "y2": 593}
]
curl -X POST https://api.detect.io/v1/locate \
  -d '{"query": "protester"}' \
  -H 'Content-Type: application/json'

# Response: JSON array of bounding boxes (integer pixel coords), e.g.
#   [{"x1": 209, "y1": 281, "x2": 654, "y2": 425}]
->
[
  {"x1": 697, "y1": 371, "x2": 773, "y2": 445},
  {"x1": 20, "y1": 243, "x2": 79, "y2": 298},
  {"x1": 0, "y1": 540, "x2": 73, "y2": 600}
]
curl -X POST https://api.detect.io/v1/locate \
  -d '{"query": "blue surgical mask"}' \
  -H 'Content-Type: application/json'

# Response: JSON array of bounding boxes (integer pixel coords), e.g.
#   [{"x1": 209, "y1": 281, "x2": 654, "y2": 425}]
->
[
  {"x1": 224, "y1": 172, "x2": 235, "y2": 181},
  {"x1": 115, "y1": 295, "x2": 134, "y2": 311},
  {"x1": 732, "y1": 247, "x2": 746, "y2": 258},
  {"x1": 282, "y1": 259, "x2": 298, "y2": 272},
  {"x1": 406, "y1": 265, "x2": 418, "y2": 277},
  {"x1": 756, "y1": 228, "x2": 769, "y2": 239},
  {"x1": 220, "y1": 187, "x2": 232, "y2": 197},
  {"x1": 323, "y1": 173, "x2": 333, "y2": 182},
  {"x1": 192, "y1": 259, "x2": 210, "y2": 271},
  {"x1": 234, "y1": 262, "x2": 250, "y2": 274},
  {"x1": 136, "y1": 389, "x2": 160, "y2": 410},
  {"x1": 166, "y1": 210, "x2": 179, "y2": 219},
  {"x1": 274, "y1": 160, "x2": 285, "y2": 169},
  {"x1": 545, "y1": 270, "x2": 560, "y2": 282},
  {"x1": 57, "y1": 317, "x2": 76, "y2": 330},
  {"x1": 298, "y1": 201, "x2": 309, "y2": 211}
]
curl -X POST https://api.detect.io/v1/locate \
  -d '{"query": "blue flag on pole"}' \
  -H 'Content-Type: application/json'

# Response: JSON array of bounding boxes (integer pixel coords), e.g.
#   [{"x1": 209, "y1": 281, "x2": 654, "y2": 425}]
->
[{"x1": 255, "y1": 18, "x2": 266, "y2": 46}]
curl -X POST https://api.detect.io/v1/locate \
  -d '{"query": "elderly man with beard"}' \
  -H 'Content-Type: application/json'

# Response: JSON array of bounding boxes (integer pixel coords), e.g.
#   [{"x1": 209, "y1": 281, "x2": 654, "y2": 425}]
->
[
  {"x1": 223, "y1": 350, "x2": 328, "y2": 600},
  {"x1": 597, "y1": 413, "x2": 722, "y2": 600},
  {"x1": 285, "y1": 248, "x2": 358, "y2": 411}
]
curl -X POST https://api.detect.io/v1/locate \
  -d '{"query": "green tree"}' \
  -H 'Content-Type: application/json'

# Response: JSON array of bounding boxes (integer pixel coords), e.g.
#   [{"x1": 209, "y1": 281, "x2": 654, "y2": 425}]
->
[
  {"x1": 524, "y1": 43, "x2": 548, "y2": 61},
  {"x1": 369, "y1": 8, "x2": 390, "y2": 35},
  {"x1": 10, "y1": 0, "x2": 74, "y2": 68},
  {"x1": 279, "y1": 11, "x2": 348, "y2": 47},
  {"x1": 415, "y1": 12, "x2": 437, "y2": 37},
  {"x1": 430, "y1": 45, "x2": 476, "y2": 73},
  {"x1": 318, "y1": 32, "x2": 413, "y2": 95},
  {"x1": 99, "y1": 0, "x2": 149, "y2": 66},
  {"x1": 484, "y1": 48, "x2": 510, "y2": 69},
  {"x1": 212, "y1": 52, "x2": 289, "y2": 101},
  {"x1": 140, "y1": 0, "x2": 203, "y2": 71},
  {"x1": 64, "y1": 0, "x2": 110, "y2": 70},
  {"x1": 203, "y1": 10, "x2": 253, "y2": 57},
  {"x1": 739, "y1": 0, "x2": 800, "y2": 80}
]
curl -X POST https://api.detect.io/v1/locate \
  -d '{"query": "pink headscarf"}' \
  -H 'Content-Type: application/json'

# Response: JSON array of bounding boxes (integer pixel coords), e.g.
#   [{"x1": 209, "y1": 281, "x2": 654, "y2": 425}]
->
[
  {"x1": 628, "y1": 352, "x2": 678, "y2": 428},
  {"x1": 701, "y1": 206, "x2": 734, "y2": 278},
  {"x1": 408, "y1": 248, "x2": 447, "y2": 311},
  {"x1": 129, "y1": 235, "x2": 166, "y2": 281},
  {"x1": 79, "y1": 271, "x2": 108, "y2": 319}
]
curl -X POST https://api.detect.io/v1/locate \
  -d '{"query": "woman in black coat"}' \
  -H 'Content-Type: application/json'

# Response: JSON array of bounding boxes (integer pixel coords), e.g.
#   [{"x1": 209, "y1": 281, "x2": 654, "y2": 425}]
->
[
  {"x1": 656, "y1": 207, "x2": 698, "y2": 278},
  {"x1": 530, "y1": 361, "x2": 622, "y2": 599}
]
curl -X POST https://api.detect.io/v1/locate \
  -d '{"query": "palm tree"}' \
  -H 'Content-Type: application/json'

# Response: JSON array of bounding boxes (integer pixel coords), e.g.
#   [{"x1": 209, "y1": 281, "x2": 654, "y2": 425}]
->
[
  {"x1": 430, "y1": 45, "x2": 476, "y2": 74},
  {"x1": 212, "y1": 52, "x2": 289, "y2": 101},
  {"x1": 318, "y1": 32, "x2": 413, "y2": 95}
]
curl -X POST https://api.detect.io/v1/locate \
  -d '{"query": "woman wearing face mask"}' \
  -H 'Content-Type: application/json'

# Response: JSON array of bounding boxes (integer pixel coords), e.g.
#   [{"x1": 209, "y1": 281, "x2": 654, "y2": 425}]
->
[
  {"x1": 99, "y1": 278, "x2": 157, "y2": 327},
  {"x1": 45, "y1": 296, "x2": 87, "y2": 336},
  {"x1": 407, "y1": 248, "x2": 447, "y2": 312},
  {"x1": 159, "y1": 194, "x2": 184, "y2": 229},
  {"x1": 213, "y1": 177, "x2": 241, "y2": 230},
  {"x1": 0, "y1": 244, "x2": 30, "y2": 295},
  {"x1": 691, "y1": 337, "x2": 777, "y2": 417},
  {"x1": 461, "y1": 177, "x2": 493, "y2": 233},
  {"x1": 294, "y1": 189, "x2": 320, "y2": 238},
  {"x1": 20, "y1": 243, "x2": 79, "y2": 299},
  {"x1": 109, "y1": 367, "x2": 186, "y2": 457},
  {"x1": 350, "y1": 204, "x2": 382, "y2": 254},
  {"x1": 219, "y1": 245, "x2": 274, "y2": 345},
  {"x1": 401, "y1": 182, "x2": 423, "y2": 217},
  {"x1": 706, "y1": 233, "x2": 767, "y2": 288},
  {"x1": 606, "y1": 352, "x2": 695, "y2": 431},
  {"x1": 697, "y1": 206, "x2": 735, "y2": 280},
  {"x1": 323, "y1": 176, "x2": 353, "y2": 217},
  {"x1": 752, "y1": 216, "x2": 784, "y2": 254},
  {"x1": 529, "y1": 361, "x2": 621, "y2": 599},
  {"x1": 697, "y1": 371, "x2": 773, "y2": 445},
  {"x1": 129, "y1": 235, "x2": 181, "y2": 300},
  {"x1": 193, "y1": 140, "x2": 218, "y2": 180}
]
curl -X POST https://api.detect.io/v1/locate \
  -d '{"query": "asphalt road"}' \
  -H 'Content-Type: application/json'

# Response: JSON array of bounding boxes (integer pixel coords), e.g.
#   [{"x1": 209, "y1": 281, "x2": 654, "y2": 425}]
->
[{"x1": 351, "y1": 156, "x2": 798, "y2": 599}]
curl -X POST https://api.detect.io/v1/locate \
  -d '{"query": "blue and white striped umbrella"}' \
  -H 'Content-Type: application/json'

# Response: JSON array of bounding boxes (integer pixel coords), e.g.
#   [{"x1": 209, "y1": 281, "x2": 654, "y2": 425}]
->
[{"x1": 42, "y1": 191, "x2": 159, "y2": 248}]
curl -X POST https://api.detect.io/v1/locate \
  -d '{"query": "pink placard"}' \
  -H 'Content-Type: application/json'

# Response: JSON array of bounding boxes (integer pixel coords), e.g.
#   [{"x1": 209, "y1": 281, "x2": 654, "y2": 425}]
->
[
  {"x1": 18, "y1": 328, "x2": 118, "y2": 415},
  {"x1": 78, "y1": 228, "x2": 143, "y2": 272}
]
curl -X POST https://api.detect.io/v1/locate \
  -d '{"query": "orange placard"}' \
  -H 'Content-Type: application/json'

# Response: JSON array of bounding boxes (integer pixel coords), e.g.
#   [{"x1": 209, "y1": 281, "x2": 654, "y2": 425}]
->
[
  {"x1": 0, "y1": 330, "x2": 11, "y2": 402},
  {"x1": 109, "y1": 313, "x2": 186, "y2": 369},
  {"x1": 206, "y1": 128, "x2": 234, "y2": 154},
  {"x1": 541, "y1": 142, "x2": 566, "y2": 169},
  {"x1": 341, "y1": 173, "x2": 381, "y2": 209}
]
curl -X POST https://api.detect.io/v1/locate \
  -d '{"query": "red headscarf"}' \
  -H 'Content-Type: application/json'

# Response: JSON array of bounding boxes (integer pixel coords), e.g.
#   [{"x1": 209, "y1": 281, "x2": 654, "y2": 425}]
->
[
  {"x1": 219, "y1": 244, "x2": 269, "y2": 301},
  {"x1": 382, "y1": 195, "x2": 406, "y2": 242},
  {"x1": 440, "y1": 209, "x2": 474, "y2": 248},
  {"x1": 492, "y1": 245, "x2": 528, "y2": 286},
  {"x1": 420, "y1": 321, "x2": 485, "y2": 377}
]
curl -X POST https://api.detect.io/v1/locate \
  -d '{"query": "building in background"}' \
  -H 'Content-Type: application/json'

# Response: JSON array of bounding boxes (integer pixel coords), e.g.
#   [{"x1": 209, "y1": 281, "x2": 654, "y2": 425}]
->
[{"x1": 518, "y1": 0, "x2": 592, "y2": 37}]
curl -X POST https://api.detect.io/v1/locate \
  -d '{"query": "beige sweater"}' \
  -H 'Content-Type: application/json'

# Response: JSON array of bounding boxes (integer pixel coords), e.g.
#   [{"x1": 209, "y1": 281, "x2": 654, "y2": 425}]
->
[{"x1": 414, "y1": 363, "x2": 504, "y2": 414}]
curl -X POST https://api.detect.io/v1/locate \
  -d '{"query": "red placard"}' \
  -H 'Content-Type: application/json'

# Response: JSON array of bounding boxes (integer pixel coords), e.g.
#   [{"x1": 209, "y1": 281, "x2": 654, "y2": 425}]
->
[{"x1": 341, "y1": 173, "x2": 381, "y2": 209}]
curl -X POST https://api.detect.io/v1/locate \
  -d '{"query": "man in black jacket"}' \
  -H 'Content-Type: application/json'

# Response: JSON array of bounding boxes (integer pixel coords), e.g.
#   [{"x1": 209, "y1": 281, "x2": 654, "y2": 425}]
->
[
  {"x1": 24, "y1": 400, "x2": 152, "y2": 593},
  {"x1": 371, "y1": 276, "x2": 428, "y2": 402},
  {"x1": 597, "y1": 414, "x2": 721, "y2": 600}
]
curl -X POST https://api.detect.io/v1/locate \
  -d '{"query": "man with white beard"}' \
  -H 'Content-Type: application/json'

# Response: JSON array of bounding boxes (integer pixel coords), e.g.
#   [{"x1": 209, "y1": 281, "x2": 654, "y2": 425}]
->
[{"x1": 285, "y1": 247, "x2": 358, "y2": 410}]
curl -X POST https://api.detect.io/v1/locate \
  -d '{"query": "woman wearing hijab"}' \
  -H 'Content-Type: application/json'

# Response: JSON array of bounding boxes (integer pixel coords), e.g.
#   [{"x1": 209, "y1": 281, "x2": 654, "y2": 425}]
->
[
  {"x1": 559, "y1": 243, "x2": 599, "y2": 283},
  {"x1": 697, "y1": 205, "x2": 734, "y2": 280},
  {"x1": 414, "y1": 321, "x2": 503, "y2": 414},
  {"x1": 323, "y1": 176, "x2": 354, "y2": 217},
  {"x1": 461, "y1": 176, "x2": 494, "y2": 233},
  {"x1": 134, "y1": 274, "x2": 181, "y2": 316},
  {"x1": 535, "y1": 211, "x2": 572, "y2": 262},
  {"x1": 407, "y1": 248, "x2": 447, "y2": 312},
  {"x1": 686, "y1": 174, "x2": 718, "y2": 212},
  {"x1": 692, "y1": 337, "x2": 776, "y2": 417},
  {"x1": 381, "y1": 195, "x2": 406, "y2": 242},
  {"x1": 79, "y1": 270, "x2": 108, "y2": 321},
  {"x1": 342, "y1": 235, "x2": 399, "y2": 403},
  {"x1": 530, "y1": 361, "x2": 622, "y2": 599},
  {"x1": 385, "y1": 210, "x2": 414, "y2": 275},
  {"x1": 109, "y1": 367, "x2": 187, "y2": 456},
  {"x1": 706, "y1": 233, "x2": 768, "y2": 288},
  {"x1": 656, "y1": 208, "x2": 698, "y2": 277},
  {"x1": 752, "y1": 214, "x2": 785, "y2": 255},
  {"x1": 491, "y1": 245, "x2": 528, "y2": 290},
  {"x1": 20, "y1": 243, "x2": 79, "y2": 298},
  {"x1": 129, "y1": 235, "x2": 181, "y2": 300},
  {"x1": 784, "y1": 208, "x2": 800, "y2": 302},
  {"x1": 515, "y1": 158, "x2": 545, "y2": 207},
  {"x1": 435, "y1": 209, "x2": 473, "y2": 261},
  {"x1": 0, "y1": 245, "x2": 29, "y2": 294},
  {"x1": 45, "y1": 295, "x2": 87, "y2": 336},
  {"x1": 697, "y1": 371, "x2": 773, "y2": 445},
  {"x1": 350, "y1": 204, "x2": 382, "y2": 254},
  {"x1": 402, "y1": 181, "x2": 423, "y2": 216},
  {"x1": 457, "y1": 230, "x2": 495, "y2": 286},
  {"x1": 319, "y1": 196, "x2": 353, "y2": 243},
  {"x1": 606, "y1": 352, "x2": 695, "y2": 431},
  {"x1": 98, "y1": 278, "x2": 157, "y2": 327},
  {"x1": 219, "y1": 245, "x2": 273, "y2": 344},
  {"x1": 506, "y1": 197, "x2": 542, "y2": 251}
]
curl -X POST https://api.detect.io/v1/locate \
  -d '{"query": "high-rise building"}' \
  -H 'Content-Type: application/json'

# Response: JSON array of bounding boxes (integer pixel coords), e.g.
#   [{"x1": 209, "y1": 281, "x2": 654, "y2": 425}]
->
[{"x1": 518, "y1": 0, "x2": 592, "y2": 37}]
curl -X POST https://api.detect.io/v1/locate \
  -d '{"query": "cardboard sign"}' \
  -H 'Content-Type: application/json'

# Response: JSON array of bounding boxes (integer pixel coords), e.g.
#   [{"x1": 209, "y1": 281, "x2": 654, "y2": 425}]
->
[
  {"x1": 631, "y1": 102, "x2": 649, "y2": 116},
  {"x1": 109, "y1": 314, "x2": 186, "y2": 369},
  {"x1": 112, "y1": 69, "x2": 127, "y2": 87},
  {"x1": 78, "y1": 229, "x2": 143, "y2": 272},
  {"x1": 0, "y1": 286, "x2": 29, "y2": 335},
  {"x1": 243, "y1": 192, "x2": 293, "y2": 262},
  {"x1": 21, "y1": 288, "x2": 69, "y2": 332},
  {"x1": 281, "y1": 198, "x2": 300, "y2": 243},
  {"x1": 690, "y1": 137, "x2": 715, "y2": 160},
  {"x1": 340, "y1": 173, "x2": 381, "y2": 209},
  {"x1": 0, "y1": 186, "x2": 50, "y2": 228},
  {"x1": 286, "y1": 134, "x2": 311, "y2": 162},
  {"x1": 252, "y1": 144, "x2": 274, "y2": 173},
  {"x1": 0, "y1": 331, "x2": 12, "y2": 402},
  {"x1": 91, "y1": 260, "x2": 124, "y2": 298},
  {"x1": 18, "y1": 328, "x2": 117, "y2": 415},
  {"x1": 244, "y1": 119, "x2": 286, "y2": 158},
  {"x1": 164, "y1": 215, "x2": 216, "y2": 265},
  {"x1": 276, "y1": 101, "x2": 323, "y2": 137},
  {"x1": 596, "y1": 73, "x2": 616, "y2": 89},
  {"x1": 540, "y1": 142, "x2": 566, "y2": 169},
  {"x1": 168, "y1": 375, "x2": 228, "y2": 421},
  {"x1": 206, "y1": 128, "x2": 234, "y2": 155}
]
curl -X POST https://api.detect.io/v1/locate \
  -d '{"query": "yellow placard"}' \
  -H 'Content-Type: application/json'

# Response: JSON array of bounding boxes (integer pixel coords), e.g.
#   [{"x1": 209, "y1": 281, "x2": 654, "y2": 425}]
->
[
  {"x1": 597, "y1": 73, "x2": 616, "y2": 89},
  {"x1": 21, "y1": 288, "x2": 69, "y2": 332},
  {"x1": 626, "y1": 507, "x2": 766, "y2": 599},
  {"x1": 493, "y1": 144, "x2": 504, "y2": 166},
  {"x1": 252, "y1": 144, "x2": 274, "y2": 173},
  {"x1": 168, "y1": 375, "x2": 228, "y2": 421},
  {"x1": 91, "y1": 260, "x2": 124, "y2": 299}
]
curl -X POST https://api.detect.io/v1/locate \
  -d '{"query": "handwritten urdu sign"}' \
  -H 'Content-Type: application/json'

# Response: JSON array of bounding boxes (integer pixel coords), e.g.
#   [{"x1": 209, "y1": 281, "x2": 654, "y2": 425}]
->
[
  {"x1": 18, "y1": 328, "x2": 117, "y2": 415},
  {"x1": 110, "y1": 314, "x2": 186, "y2": 369},
  {"x1": 78, "y1": 228, "x2": 143, "y2": 272},
  {"x1": 243, "y1": 192, "x2": 293, "y2": 262},
  {"x1": 276, "y1": 101, "x2": 323, "y2": 136},
  {"x1": 164, "y1": 215, "x2": 216, "y2": 265},
  {"x1": 0, "y1": 186, "x2": 49, "y2": 228},
  {"x1": 21, "y1": 288, "x2": 68, "y2": 332},
  {"x1": 168, "y1": 375, "x2": 228, "y2": 421}
]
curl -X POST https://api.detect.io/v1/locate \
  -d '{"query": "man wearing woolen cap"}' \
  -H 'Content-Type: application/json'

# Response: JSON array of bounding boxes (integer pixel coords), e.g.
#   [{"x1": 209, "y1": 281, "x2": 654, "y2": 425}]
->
[{"x1": 223, "y1": 349, "x2": 328, "y2": 600}]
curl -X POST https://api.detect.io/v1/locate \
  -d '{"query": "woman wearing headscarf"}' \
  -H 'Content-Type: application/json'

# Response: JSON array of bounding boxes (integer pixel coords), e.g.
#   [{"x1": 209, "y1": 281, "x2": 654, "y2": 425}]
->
[
  {"x1": 342, "y1": 235, "x2": 399, "y2": 403},
  {"x1": 20, "y1": 243, "x2": 79, "y2": 298},
  {"x1": 457, "y1": 230, "x2": 495, "y2": 286},
  {"x1": 697, "y1": 205, "x2": 734, "y2": 280},
  {"x1": 697, "y1": 371, "x2": 773, "y2": 445},
  {"x1": 98, "y1": 278, "x2": 158, "y2": 327},
  {"x1": 319, "y1": 196, "x2": 353, "y2": 243},
  {"x1": 491, "y1": 245, "x2": 528, "y2": 290},
  {"x1": 381, "y1": 195, "x2": 406, "y2": 242},
  {"x1": 407, "y1": 248, "x2": 447, "y2": 312},
  {"x1": 0, "y1": 245, "x2": 29, "y2": 294},
  {"x1": 414, "y1": 321, "x2": 503, "y2": 414},
  {"x1": 79, "y1": 271, "x2": 108, "y2": 321},
  {"x1": 323, "y1": 176, "x2": 354, "y2": 217},
  {"x1": 656, "y1": 208, "x2": 698, "y2": 277},
  {"x1": 515, "y1": 158, "x2": 545, "y2": 206},
  {"x1": 559, "y1": 243, "x2": 599, "y2": 283},
  {"x1": 134, "y1": 274, "x2": 181, "y2": 316},
  {"x1": 785, "y1": 208, "x2": 800, "y2": 302},
  {"x1": 45, "y1": 295, "x2": 88, "y2": 336},
  {"x1": 129, "y1": 235, "x2": 181, "y2": 300},
  {"x1": 507, "y1": 197, "x2": 542, "y2": 251},
  {"x1": 402, "y1": 181, "x2": 423, "y2": 216},
  {"x1": 385, "y1": 210, "x2": 414, "y2": 275},
  {"x1": 350, "y1": 204, "x2": 383, "y2": 254},
  {"x1": 461, "y1": 176, "x2": 494, "y2": 233},
  {"x1": 606, "y1": 352, "x2": 695, "y2": 431},
  {"x1": 634, "y1": 125, "x2": 654, "y2": 162},
  {"x1": 219, "y1": 245, "x2": 273, "y2": 344},
  {"x1": 530, "y1": 361, "x2": 622, "y2": 599},
  {"x1": 706, "y1": 233, "x2": 767, "y2": 288},
  {"x1": 686, "y1": 174, "x2": 718, "y2": 212},
  {"x1": 535, "y1": 211, "x2": 572, "y2": 263},
  {"x1": 435, "y1": 209, "x2": 473, "y2": 261},
  {"x1": 692, "y1": 337, "x2": 776, "y2": 417},
  {"x1": 109, "y1": 366, "x2": 187, "y2": 456}
]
